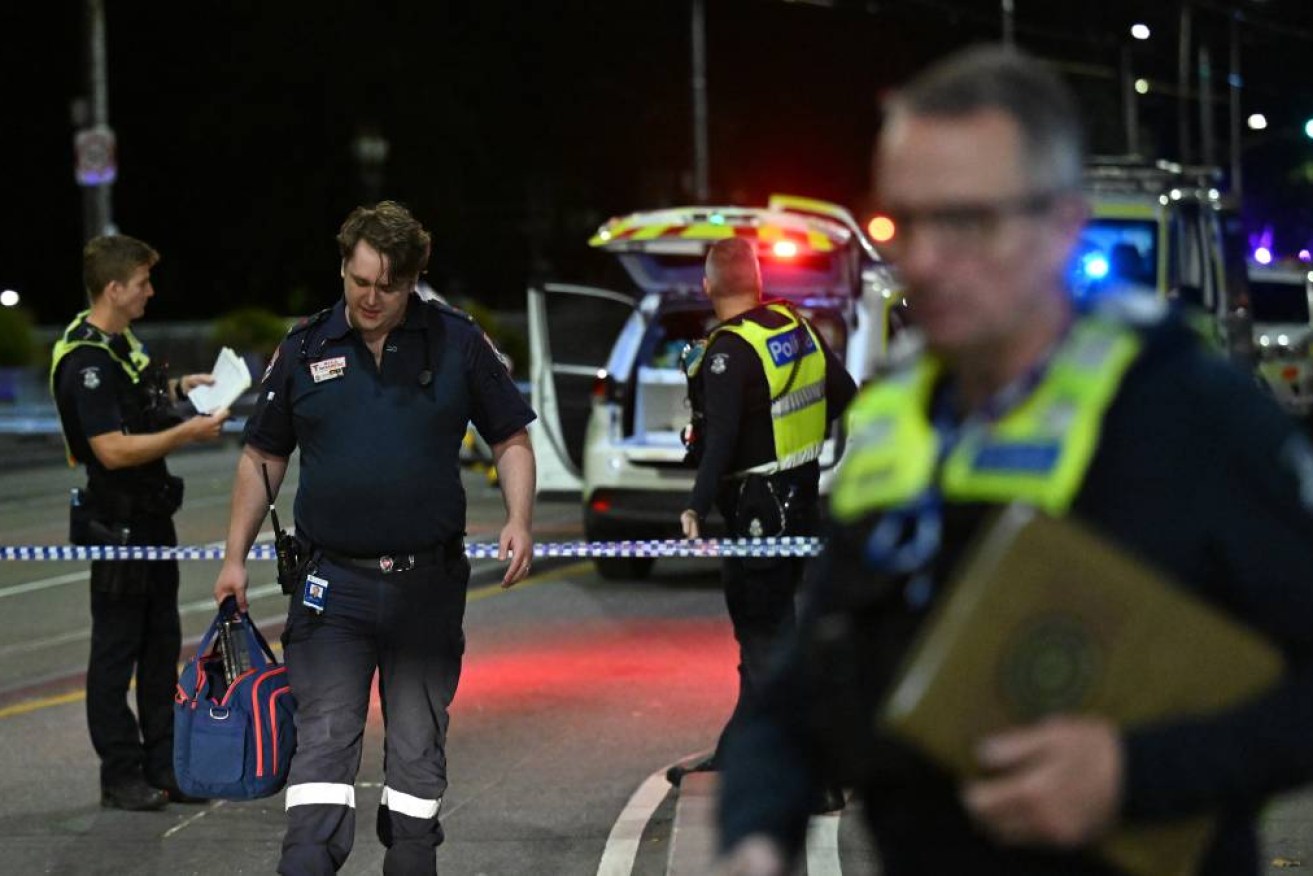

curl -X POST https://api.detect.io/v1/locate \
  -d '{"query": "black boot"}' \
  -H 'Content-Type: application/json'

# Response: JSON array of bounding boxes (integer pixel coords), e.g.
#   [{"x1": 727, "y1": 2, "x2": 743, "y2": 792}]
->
[{"x1": 101, "y1": 777, "x2": 168, "y2": 811}]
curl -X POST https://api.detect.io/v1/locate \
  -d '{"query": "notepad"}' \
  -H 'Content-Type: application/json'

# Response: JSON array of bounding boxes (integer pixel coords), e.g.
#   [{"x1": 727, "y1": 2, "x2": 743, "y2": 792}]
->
[
  {"x1": 187, "y1": 347, "x2": 252, "y2": 415},
  {"x1": 879, "y1": 503, "x2": 1283, "y2": 876}
]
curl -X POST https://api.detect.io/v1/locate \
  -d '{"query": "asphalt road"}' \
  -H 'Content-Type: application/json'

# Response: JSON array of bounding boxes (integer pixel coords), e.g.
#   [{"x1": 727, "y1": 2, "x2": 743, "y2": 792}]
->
[{"x1": 0, "y1": 444, "x2": 1309, "y2": 874}]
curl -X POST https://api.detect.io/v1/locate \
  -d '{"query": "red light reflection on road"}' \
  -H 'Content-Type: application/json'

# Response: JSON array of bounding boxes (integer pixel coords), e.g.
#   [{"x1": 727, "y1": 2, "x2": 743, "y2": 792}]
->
[{"x1": 455, "y1": 618, "x2": 737, "y2": 715}]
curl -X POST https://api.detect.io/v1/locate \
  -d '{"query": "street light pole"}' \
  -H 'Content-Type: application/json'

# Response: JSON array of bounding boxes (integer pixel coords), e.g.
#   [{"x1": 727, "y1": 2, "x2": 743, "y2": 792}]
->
[
  {"x1": 83, "y1": 0, "x2": 113, "y2": 241},
  {"x1": 1121, "y1": 44, "x2": 1140, "y2": 156},
  {"x1": 1229, "y1": 13, "x2": 1243, "y2": 196},
  {"x1": 1178, "y1": 1, "x2": 1193, "y2": 164},
  {"x1": 691, "y1": 0, "x2": 710, "y2": 201}
]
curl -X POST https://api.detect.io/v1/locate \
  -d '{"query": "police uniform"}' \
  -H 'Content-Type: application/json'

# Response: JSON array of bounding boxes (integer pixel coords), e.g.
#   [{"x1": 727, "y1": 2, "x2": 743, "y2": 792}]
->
[
  {"x1": 685, "y1": 301, "x2": 856, "y2": 760},
  {"x1": 717, "y1": 302, "x2": 1313, "y2": 875},
  {"x1": 244, "y1": 294, "x2": 534, "y2": 876},
  {"x1": 50, "y1": 312, "x2": 186, "y2": 797}
]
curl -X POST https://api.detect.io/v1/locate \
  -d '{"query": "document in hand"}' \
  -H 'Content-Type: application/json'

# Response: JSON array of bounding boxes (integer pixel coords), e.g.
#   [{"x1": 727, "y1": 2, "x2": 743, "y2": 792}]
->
[
  {"x1": 879, "y1": 503, "x2": 1283, "y2": 876},
  {"x1": 187, "y1": 347, "x2": 252, "y2": 415}
]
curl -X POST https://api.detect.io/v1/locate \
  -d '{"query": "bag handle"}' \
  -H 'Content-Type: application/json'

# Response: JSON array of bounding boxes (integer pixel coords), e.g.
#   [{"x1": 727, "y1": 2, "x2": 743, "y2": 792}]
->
[{"x1": 218, "y1": 596, "x2": 280, "y2": 668}]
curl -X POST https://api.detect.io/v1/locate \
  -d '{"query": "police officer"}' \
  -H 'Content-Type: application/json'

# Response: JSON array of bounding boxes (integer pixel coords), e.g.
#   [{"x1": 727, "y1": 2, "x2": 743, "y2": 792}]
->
[
  {"x1": 673, "y1": 237, "x2": 855, "y2": 783},
  {"x1": 213, "y1": 201, "x2": 536, "y2": 876},
  {"x1": 51, "y1": 234, "x2": 228, "y2": 811},
  {"x1": 716, "y1": 47, "x2": 1313, "y2": 876}
]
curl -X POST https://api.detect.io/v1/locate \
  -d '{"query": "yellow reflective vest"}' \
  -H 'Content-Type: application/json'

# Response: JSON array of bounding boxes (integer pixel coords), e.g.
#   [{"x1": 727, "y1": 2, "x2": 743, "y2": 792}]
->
[
  {"x1": 703, "y1": 302, "x2": 829, "y2": 474},
  {"x1": 49, "y1": 311, "x2": 153, "y2": 465},
  {"x1": 831, "y1": 315, "x2": 1143, "y2": 521}
]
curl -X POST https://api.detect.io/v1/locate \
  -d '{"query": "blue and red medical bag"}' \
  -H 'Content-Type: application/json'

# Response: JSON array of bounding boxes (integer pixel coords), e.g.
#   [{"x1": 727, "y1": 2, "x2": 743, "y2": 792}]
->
[{"x1": 173, "y1": 598, "x2": 296, "y2": 799}]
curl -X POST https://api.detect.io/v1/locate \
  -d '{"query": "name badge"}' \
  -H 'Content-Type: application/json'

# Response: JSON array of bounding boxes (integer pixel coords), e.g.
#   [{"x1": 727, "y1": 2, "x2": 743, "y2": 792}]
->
[
  {"x1": 302, "y1": 572, "x2": 329, "y2": 613},
  {"x1": 310, "y1": 357, "x2": 347, "y2": 383}
]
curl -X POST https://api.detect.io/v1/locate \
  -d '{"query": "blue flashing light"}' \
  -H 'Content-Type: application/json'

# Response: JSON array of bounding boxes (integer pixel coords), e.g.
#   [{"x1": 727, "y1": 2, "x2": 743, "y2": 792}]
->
[
  {"x1": 1081, "y1": 252, "x2": 1111, "y2": 281},
  {"x1": 709, "y1": 213, "x2": 726, "y2": 225},
  {"x1": 1255, "y1": 246, "x2": 1274, "y2": 265}
]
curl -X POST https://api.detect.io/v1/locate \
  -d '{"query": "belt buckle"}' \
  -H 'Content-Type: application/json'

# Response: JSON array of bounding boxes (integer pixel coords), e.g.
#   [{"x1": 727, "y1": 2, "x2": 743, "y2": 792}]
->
[{"x1": 378, "y1": 554, "x2": 414, "y2": 574}]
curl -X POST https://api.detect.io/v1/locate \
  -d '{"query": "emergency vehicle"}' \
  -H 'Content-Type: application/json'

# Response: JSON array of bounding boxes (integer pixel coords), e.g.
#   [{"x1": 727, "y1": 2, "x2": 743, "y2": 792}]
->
[
  {"x1": 1248, "y1": 263, "x2": 1313, "y2": 421},
  {"x1": 1070, "y1": 158, "x2": 1254, "y2": 368},
  {"x1": 528, "y1": 195, "x2": 895, "y2": 579}
]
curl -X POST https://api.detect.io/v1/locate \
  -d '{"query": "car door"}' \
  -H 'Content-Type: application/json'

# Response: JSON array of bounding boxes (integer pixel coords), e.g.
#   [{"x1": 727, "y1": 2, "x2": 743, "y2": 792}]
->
[{"x1": 527, "y1": 283, "x2": 638, "y2": 493}]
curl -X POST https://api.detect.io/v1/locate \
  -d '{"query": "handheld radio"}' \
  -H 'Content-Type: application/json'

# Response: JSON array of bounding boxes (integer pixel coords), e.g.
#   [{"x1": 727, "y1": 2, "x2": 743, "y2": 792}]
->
[{"x1": 262, "y1": 463, "x2": 301, "y2": 595}]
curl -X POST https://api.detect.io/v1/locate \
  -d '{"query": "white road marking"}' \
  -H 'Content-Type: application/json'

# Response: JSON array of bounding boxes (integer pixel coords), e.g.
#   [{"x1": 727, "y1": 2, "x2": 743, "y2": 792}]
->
[
  {"x1": 0, "y1": 569, "x2": 88, "y2": 599},
  {"x1": 597, "y1": 765, "x2": 674, "y2": 876},
  {"x1": 0, "y1": 583, "x2": 284, "y2": 659},
  {"x1": 0, "y1": 534, "x2": 275, "y2": 600},
  {"x1": 806, "y1": 812, "x2": 843, "y2": 875},
  {"x1": 161, "y1": 800, "x2": 227, "y2": 838}
]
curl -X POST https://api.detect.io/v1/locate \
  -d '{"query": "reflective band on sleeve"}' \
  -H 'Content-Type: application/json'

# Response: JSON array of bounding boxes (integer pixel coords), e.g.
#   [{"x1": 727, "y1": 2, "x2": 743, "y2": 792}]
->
[
  {"x1": 286, "y1": 782, "x2": 356, "y2": 809},
  {"x1": 381, "y1": 786, "x2": 442, "y2": 820}
]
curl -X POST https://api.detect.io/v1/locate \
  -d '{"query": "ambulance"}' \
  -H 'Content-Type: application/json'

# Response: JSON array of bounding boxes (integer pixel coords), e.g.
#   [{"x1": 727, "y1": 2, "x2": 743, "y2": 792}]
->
[{"x1": 1071, "y1": 158, "x2": 1254, "y2": 368}]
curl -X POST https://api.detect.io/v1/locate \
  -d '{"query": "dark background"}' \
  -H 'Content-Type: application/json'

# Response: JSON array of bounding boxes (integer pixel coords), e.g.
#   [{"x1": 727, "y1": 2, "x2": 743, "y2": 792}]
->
[{"x1": 4, "y1": 0, "x2": 1313, "y2": 323}]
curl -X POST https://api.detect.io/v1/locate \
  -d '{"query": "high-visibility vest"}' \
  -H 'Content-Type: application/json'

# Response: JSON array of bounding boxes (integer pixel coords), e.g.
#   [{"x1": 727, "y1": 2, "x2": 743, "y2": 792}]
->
[
  {"x1": 831, "y1": 314, "x2": 1143, "y2": 521},
  {"x1": 706, "y1": 302, "x2": 829, "y2": 475},
  {"x1": 49, "y1": 311, "x2": 153, "y2": 465}
]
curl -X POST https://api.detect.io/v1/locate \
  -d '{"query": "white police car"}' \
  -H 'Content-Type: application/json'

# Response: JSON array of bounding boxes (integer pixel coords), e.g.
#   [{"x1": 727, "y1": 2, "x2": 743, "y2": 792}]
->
[{"x1": 528, "y1": 195, "x2": 897, "y2": 579}]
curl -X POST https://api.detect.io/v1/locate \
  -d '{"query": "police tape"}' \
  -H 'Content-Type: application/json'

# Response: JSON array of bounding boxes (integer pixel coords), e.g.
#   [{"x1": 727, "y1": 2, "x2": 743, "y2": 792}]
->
[{"x1": 0, "y1": 538, "x2": 824, "y2": 562}]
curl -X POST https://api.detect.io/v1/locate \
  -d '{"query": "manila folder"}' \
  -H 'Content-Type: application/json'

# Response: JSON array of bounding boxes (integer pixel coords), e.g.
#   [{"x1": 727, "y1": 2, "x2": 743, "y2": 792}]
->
[{"x1": 879, "y1": 503, "x2": 1283, "y2": 876}]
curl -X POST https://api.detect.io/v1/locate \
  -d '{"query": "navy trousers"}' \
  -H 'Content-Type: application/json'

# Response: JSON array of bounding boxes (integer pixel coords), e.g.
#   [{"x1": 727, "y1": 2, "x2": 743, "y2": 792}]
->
[
  {"x1": 713, "y1": 467, "x2": 818, "y2": 758},
  {"x1": 86, "y1": 516, "x2": 180, "y2": 790},
  {"x1": 278, "y1": 551, "x2": 469, "y2": 876}
]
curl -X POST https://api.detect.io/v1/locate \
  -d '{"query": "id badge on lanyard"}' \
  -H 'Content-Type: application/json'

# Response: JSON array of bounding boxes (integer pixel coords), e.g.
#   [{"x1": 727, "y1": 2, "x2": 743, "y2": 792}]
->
[{"x1": 302, "y1": 572, "x2": 329, "y2": 613}]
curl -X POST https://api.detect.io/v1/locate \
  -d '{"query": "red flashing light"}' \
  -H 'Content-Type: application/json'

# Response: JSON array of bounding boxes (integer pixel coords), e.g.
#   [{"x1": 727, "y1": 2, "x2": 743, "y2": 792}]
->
[
  {"x1": 867, "y1": 215, "x2": 896, "y2": 243},
  {"x1": 772, "y1": 240, "x2": 799, "y2": 258},
  {"x1": 590, "y1": 495, "x2": 612, "y2": 513}
]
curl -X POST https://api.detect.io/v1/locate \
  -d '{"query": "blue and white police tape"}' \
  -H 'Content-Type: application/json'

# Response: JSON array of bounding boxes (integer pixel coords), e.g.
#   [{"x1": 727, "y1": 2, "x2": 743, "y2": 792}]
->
[{"x1": 0, "y1": 537, "x2": 824, "y2": 562}]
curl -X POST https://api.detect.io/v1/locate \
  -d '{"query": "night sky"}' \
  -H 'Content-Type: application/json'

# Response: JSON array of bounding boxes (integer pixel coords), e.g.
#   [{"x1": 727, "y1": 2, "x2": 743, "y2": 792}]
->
[{"x1": 5, "y1": 0, "x2": 1313, "y2": 324}]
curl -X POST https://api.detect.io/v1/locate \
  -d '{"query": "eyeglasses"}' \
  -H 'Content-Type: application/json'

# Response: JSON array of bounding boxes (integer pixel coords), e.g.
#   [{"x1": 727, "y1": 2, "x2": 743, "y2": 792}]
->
[{"x1": 876, "y1": 191, "x2": 1060, "y2": 259}]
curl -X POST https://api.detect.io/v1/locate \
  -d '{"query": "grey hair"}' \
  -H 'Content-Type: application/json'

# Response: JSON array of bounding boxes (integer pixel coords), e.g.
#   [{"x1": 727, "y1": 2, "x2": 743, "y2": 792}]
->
[{"x1": 883, "y1": 45, "x2": 1086, "y2": 192}]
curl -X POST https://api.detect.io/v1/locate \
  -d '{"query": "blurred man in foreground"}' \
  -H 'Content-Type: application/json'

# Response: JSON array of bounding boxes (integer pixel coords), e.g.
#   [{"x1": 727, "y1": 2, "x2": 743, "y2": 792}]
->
[{"x1": 716, "y1": 45, "x2": 1313, "y2": 875}]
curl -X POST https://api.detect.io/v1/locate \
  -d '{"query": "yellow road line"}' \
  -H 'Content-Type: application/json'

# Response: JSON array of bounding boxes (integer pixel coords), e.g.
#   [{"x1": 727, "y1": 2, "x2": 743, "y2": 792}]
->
[
  {"x1": 0, "y1": 561, "x2": 589, "y2": 721},
  {"x1": 0, "y1": 689, "x2": 84, "y2": 720}
]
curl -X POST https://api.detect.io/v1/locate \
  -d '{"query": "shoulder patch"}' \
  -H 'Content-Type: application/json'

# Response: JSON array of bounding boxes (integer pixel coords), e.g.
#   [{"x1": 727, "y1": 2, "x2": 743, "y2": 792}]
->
[
  {"x1": 482, "y1": 331, "x2": 513, "y2": 372},
  {"x1": 81, "y1": 366, "x2": 102, "y2": 390},
  {"x1": 708, "y1": 353, "x2": 729, "y2": 375},
  {"x1": 260, "y1": 345, "x2": 282, "y2": 384}
]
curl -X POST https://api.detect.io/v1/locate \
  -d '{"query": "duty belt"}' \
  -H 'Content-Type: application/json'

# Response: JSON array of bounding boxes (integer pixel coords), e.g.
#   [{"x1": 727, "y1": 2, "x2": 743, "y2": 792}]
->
[{"x1": 315, "y1": 536, "x2": 461, "y2": 575}]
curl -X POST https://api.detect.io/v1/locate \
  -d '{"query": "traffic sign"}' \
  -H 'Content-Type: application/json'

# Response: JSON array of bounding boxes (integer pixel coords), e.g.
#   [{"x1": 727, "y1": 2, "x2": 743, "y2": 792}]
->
[{"x1": 74, "y1": 126, "x2": 117, "y2": 186}]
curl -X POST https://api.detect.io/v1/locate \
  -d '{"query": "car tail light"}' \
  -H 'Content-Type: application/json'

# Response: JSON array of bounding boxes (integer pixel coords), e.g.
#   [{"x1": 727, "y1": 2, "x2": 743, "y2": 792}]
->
[
  {"x1": 590, "y1": 494, "x2": 612, "y2": 513},
  {"x1": 592, "y1": 370, "x2": 613, "y2": 401}
]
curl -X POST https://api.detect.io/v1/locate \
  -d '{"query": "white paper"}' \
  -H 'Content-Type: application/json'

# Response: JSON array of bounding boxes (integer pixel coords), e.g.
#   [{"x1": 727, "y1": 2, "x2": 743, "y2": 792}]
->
[{"x1": 187, "y1": 347, "x2": 252, "y2": 414}]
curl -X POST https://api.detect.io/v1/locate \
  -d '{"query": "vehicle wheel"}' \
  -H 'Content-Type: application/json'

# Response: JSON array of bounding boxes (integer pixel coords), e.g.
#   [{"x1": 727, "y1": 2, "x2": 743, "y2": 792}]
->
[{"x1": 593, "y1": 557, "x2": 655, "y2": 581}]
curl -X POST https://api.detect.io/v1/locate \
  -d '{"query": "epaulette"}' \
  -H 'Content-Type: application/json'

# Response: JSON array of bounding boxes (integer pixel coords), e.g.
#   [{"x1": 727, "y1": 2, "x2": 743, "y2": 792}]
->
[
  {"x1": 285, "y1": 307, "x2": 333, "y2": 338},
  {"x1": 432, "y1": 301, "x2": 475, "y2": 324}
]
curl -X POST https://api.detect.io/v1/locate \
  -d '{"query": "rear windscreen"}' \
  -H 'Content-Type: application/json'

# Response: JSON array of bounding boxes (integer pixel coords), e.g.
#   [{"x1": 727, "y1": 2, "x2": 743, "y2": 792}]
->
[
  {"x1": 1249, "y1": 279, "x2": 1310, "y2": 324},
  {"x1": 1068, "y1": 218, "x2": 1158, "y2": 297},
  {"x1": 619, "y1": 251, "x2": 850, "y2": 297}
]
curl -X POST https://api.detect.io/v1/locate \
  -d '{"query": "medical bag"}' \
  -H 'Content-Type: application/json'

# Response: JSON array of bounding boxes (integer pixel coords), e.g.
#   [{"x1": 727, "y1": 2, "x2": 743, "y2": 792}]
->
[{"x1": 173, "y1": 598, "x2": 296, "y2": 799}]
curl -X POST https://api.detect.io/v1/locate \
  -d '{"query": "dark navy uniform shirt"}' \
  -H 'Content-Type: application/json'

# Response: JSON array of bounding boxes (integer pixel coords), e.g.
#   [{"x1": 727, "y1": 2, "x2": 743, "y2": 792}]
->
[{"x1": 244, "y1": 295, "x2": 535, "y2": 555}]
